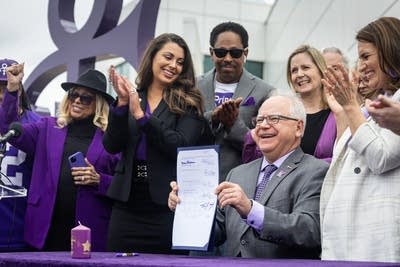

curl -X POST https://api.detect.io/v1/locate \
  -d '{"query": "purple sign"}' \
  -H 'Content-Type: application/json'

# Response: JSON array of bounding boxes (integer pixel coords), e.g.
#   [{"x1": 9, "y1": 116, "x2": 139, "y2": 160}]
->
[{"x1": 24, "y1": 0, "x2": 160, "y2": 104}]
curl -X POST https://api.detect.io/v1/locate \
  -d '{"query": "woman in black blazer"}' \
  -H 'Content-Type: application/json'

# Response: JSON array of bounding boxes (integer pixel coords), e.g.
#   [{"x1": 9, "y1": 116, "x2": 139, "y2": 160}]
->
[{"x1": 103, "y1": 33, "x2": 207, "y2": 254}]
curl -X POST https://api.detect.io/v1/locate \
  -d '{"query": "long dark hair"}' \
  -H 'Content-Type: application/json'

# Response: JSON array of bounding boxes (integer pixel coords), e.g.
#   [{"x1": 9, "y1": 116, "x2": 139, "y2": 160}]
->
[
  {"x1": 135, "y1": 33, "x2": 204, "y2": 115},
  {"x1": 356, "y1": 17, "x2": 400, "y2": 92}
]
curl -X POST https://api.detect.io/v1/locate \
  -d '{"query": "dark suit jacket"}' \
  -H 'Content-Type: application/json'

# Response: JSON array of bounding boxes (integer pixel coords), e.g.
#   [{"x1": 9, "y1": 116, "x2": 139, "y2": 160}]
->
[
  {"x1": 197, "y1": 69, "x2": 275, "y2": 181},
  {"x1": 215, "y1": 147, "x2": 328, "y2": 258},
  {"x1": 103, "y1": 90, "x2": 205, "y2": 205}
]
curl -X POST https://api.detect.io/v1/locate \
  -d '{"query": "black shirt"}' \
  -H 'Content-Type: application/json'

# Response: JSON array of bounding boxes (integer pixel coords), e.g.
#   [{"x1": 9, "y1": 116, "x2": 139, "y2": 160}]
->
[
  {"x1": 44, "y1": 116, "x2": 96, "y2": 251},
  {"x1": 300, "y1": 109, "x2": 330, "y2": 156}
]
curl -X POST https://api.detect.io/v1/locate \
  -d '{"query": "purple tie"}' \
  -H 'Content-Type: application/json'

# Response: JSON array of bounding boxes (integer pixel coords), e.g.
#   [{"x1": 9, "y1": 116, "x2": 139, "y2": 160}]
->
[{"x1": 254, "y1": 164, "x2": 278, "y2": 201}]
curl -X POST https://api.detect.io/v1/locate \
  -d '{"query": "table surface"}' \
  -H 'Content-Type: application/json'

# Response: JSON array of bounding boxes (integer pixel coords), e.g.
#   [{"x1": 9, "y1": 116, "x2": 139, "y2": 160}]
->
[{"x1": 0, "y1": 252, "x2": 398, "y2": 267}]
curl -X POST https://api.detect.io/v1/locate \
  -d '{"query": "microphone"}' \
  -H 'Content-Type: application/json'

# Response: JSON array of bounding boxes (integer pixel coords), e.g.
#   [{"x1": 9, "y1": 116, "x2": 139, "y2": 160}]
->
[{"x1": 0, "y1": 122, "x2": 23, "y2": 143}]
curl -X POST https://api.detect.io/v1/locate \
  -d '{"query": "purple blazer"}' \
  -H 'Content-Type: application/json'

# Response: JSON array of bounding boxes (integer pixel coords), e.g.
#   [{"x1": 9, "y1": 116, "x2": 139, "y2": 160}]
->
[
  {"x1": 0, "y1": 91, "x2": 120, "y2": 251},
  {"x1": 242, "y1": 111, "x2": 337, "y2": 163}
]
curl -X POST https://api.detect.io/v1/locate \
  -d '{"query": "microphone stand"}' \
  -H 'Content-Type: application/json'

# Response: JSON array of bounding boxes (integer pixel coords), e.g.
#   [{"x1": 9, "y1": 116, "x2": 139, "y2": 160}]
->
[
  {"x1": 0, "y1": 141, "x2": 8, "y2": 185},
  {"x1": 0, "y1": 141, "x2": 6, "y2": 173}
]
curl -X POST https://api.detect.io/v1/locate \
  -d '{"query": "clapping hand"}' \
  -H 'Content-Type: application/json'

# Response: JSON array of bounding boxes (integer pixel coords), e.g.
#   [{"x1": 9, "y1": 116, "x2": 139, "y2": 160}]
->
[
  {"x1": 323, "y1": 86, "x2": 343, "y2": 114},
  {"x1": 217, "y1": 97, "x2": 243, "y2": 130},
  {"x1": 322, "y1": 64, "x2": 358, "y2": 109},
  {"x1": 366, "y1": 95, "x2": 400, "y2": 135},
  {"x1": 109, "y1": 65, "x2": 144, "y2": 119},
  {"x1": 109, "y1": 65, "x2": 130, "y2": 106}
]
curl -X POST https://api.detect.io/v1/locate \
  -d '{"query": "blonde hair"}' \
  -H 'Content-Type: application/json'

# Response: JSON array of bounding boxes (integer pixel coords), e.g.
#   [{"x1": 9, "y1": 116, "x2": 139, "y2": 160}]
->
[
  {"x1": 56, "y1": 92, "x2": 109, "y2": 131},
  {"x1": 286, "y1": 45, "x2": 328, "y2": 109}
]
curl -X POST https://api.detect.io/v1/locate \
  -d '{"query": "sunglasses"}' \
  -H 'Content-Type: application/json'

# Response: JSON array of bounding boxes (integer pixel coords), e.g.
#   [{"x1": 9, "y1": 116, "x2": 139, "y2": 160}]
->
[
  {"x1": 68, "y1": 91, "x2": 95, "y2": 105},
  {"x1": 212, "y1": 48, "x2": 246, "y2": 59}
]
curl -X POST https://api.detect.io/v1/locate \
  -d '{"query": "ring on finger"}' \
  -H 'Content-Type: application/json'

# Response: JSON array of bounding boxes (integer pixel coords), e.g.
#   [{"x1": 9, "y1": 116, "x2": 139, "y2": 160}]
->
[
  {"x1": 335, "y1": 82, "x2": 340, "y2": 89},
  {"x1": 81, "y1": 176, "x2": 84, "y2": 181}
]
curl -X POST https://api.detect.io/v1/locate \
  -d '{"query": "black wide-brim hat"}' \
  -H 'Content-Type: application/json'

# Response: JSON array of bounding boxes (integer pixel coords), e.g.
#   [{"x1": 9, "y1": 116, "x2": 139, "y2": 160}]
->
[{"x1": 61, "y1": 69, "x2": 115, "y2": 104}]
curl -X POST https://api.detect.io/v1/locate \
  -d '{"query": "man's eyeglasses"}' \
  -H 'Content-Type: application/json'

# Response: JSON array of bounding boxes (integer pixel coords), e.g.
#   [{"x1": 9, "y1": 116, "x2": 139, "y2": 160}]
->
[
  {"x1": 252, "y1": 115, "x2": 299, "y2": 127},
  {"x1": 68, "y1": 91, "x2": 95, "y2": 105},
  {"x1": 212, "y1": 47, "x2": 246, "y2": 59}
]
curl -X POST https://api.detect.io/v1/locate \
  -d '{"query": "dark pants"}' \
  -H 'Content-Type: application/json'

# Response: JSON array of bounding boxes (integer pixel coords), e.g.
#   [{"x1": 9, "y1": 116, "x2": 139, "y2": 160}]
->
[{"x1": 107, "y1": 168, "x2": 186, "y2": 255}]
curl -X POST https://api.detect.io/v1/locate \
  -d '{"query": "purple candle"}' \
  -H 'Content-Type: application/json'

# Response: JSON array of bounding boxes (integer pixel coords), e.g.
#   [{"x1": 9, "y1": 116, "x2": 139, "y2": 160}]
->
[{"x1": 71, "y1": 221, "x2": 91, "y2": 259}]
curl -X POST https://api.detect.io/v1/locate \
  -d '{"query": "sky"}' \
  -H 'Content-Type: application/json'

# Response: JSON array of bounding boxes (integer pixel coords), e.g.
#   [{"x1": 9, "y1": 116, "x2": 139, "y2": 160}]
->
[{"x1": 1, "y1": 0, "x2": 103, "y2": 115}]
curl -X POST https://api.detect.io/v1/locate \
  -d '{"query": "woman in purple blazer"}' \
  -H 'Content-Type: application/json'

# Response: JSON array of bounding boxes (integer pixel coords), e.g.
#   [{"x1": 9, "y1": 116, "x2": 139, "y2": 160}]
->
[
  {"x1": 242, "y1": 45, "x2": 338, "y2": 164},
  {"x1": 0, "y1": 65, "x2": 119, "y2": 251}
]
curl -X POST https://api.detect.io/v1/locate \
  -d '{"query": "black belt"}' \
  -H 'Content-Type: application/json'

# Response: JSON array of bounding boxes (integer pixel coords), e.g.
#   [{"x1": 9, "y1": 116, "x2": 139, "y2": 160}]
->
[{"x1": 133, "y1": 161, "x2": 148, "y2": 183}]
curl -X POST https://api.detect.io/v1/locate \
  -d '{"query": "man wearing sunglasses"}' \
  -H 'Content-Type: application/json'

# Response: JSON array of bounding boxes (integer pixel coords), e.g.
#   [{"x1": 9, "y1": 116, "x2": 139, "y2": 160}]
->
[{"x1": 197, "y1": 21, "x2": 275, "y2": 183}]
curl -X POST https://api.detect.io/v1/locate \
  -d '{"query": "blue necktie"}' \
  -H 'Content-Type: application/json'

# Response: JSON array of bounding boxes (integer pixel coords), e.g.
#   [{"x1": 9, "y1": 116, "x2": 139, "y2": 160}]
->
[{"x1": 254, "y1": 164, "x2": 277, "y2": 201}]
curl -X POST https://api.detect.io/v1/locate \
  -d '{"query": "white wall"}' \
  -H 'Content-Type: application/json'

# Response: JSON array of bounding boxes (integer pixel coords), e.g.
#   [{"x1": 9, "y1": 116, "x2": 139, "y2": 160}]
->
[{"x1": 156, "y1": 0, "x2": 271, "y2": 74}]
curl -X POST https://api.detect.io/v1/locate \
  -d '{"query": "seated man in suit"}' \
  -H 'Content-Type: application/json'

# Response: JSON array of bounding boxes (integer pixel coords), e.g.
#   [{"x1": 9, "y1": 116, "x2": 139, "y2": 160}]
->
[{"x1": 168, "y1": 95, "x2": 328, "y2": 258}]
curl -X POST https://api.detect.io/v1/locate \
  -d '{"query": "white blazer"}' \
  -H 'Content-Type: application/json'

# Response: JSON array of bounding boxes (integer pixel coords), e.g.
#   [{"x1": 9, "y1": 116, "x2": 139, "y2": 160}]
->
[{"x1": 320, "y1": 91, "x2": 400, "y2": 263}]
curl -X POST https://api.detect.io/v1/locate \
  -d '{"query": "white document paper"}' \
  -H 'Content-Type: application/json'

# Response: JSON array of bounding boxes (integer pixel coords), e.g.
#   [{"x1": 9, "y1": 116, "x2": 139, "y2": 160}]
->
[{"x1": 172, "y1": 145, "x2": 219, "y2": 250}]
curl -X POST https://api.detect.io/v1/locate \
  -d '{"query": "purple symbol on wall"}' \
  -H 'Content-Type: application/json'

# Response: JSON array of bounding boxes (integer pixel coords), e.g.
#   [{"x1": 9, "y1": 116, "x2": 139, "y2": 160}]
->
[{"x1": 24, "y1": 0, "x2": 161, "y2": 104}]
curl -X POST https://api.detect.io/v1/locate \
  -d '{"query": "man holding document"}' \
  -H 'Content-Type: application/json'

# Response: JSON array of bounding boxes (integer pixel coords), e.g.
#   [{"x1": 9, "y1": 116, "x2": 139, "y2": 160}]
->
[{"x1": 169, "y1": 95, "x2": 328, "y2": 258}]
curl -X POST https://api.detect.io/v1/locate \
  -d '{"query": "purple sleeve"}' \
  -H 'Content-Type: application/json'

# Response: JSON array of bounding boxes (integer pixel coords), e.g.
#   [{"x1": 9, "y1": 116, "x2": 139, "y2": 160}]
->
[
  {"x1": 110, "y1": 103, "x2": 149, "y2": 125},
  {"x1": 246, "y1": 200, "x2": 265, "y2": 232},
  {"x1": 0, "y1": 90, "x2": 19, "y2": 134},
  {"x1": 242, "y1": 130, "x2": 263, "y2": 163},
  {"x1": 96, "y1": 173, "x2": 113, "y2": 196},
  {"x1": 110, "y1": 103, "x2": 128, "y2": 116},
  {"x1": 136, "y1": 112, "x2": 150, "y2": 126}
]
